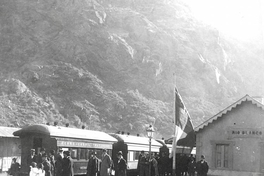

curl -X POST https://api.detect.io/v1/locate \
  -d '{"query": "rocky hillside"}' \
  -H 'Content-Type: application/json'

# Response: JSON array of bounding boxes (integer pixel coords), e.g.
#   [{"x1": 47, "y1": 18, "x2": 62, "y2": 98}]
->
[{"x1": 0, "y1": 0, "x2": 263, "y2": 138}]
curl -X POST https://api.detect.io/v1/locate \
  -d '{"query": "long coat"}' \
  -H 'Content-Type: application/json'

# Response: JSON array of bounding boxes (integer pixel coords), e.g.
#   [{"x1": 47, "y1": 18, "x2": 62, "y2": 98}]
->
[
  {"x1": 87, "y1": 156, "x2": 99, "y2": 176},
  {"x1": 55, "y1": 154, "x2": 63, "y2": 176},
  {"x1": 100, "y1": 154, "x2": 112, "y2": 176},
  {"x1": 196, "y1": 160, "x2": 209, "y2": 176},
  {"x1": 116, "y1": 157, "x2": 127, "y2": 176},
  {"x1": 42, "y1": 159, "x2": 52, "y2": 176},
  {"x1": 62, "y1": 156, "x2": 74, "y2": 176}
]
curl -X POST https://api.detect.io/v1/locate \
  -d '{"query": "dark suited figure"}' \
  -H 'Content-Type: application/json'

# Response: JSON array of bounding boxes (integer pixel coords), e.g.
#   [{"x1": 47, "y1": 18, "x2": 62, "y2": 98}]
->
[
  {"x1": 55, "y1": 149, "x2": 64, "y2": 176},
  {"x1": 27, "y1": 149, "x2": 37, "y2": 171},
  {"x1": 137, "y1": 151, "x2": 144, "y2": 175},
  {"x1": 37, "y1": 148, "x2": 46, "y2": 164},
  {"x1": 49, "y1": 150, "x2": 55, "y2": 176},
  {"x1": 139, "y1": 153, "x2": 149, "y2": 176},
  {"x1": 9, "y1": 158, "x2": 20, "y2": 176},
  {"x1": 87, "y1": 151, "x2": 99, "y2": 176},
  {"x1": 196, "y1": 155, "x2": 209, "y2": 176},
  {"x1": 62, "y1": 151, "x2": 74, "y2": 176},
  {"x1": 42, "y1": 153, "x2": 52, "y2": 176},
  {"x1": 187, "y1": 157, "x2": 196, "y2": 176},
  {"x1": 116, "y1": 151, "x2": 127, "y2": 176}
]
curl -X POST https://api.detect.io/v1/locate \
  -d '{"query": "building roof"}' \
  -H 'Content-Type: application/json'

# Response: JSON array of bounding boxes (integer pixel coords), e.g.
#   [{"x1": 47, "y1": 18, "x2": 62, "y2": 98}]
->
[
  {"x1": 195, "y1": 95, "x2": 264, "y2": 132},
  {"x1": 0, "y1": 126, "x2": 20, "y2": 138},
  {"x1": 109, "y1": 133, "x2": 162, "y2": 147},
  {"x1": 13, "y1": 124, "x2": 117, "y2": 142}
]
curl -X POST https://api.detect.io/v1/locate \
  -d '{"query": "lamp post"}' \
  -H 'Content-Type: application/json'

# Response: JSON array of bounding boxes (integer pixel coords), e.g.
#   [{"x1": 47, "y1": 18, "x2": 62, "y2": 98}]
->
[{"x1": 146, "y1": 125, "x2": 154, "y2": 176}]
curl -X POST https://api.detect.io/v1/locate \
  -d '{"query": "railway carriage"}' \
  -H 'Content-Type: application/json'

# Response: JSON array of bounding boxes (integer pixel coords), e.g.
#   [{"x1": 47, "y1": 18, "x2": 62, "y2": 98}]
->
[
  {"x1": 0, "y1": 126, "x2": 21, "y2": 174},
  {"x1": 13, "y1": 124, "x2": 117, "y2": 175},
  {"x1": 110, "y1": 133, "x2": 162, "y2": 176}
]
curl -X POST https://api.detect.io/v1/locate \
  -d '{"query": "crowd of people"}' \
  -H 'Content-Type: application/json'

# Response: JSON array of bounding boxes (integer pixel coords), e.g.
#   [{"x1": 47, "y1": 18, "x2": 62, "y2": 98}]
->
[
  {"x1": 27, "y1": 148, "x2": 74, "y2": 176},
  {"x1": 26, "y1": 148, "x2": 126, "y2": 176},
  {"x1": 137, "y1": 152, "x2": 209, "y2": 176},
  {"x1": 9, "y1": 147, "x2": 208, "y2": 176}
]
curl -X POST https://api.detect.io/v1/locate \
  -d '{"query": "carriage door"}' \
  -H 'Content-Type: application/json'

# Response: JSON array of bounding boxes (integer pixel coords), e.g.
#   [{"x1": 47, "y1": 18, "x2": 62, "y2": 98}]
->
[{"x1": 33, "y1": 137, "x2": 42, "y2": 154}]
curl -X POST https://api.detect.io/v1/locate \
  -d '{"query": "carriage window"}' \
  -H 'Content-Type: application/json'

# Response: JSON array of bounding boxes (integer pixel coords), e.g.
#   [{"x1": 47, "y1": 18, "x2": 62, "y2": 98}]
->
[
  {"x1": 135, "y1": 151, "x2": 140, "y2": 160},
  {"x1": 128, "y1": 151, "x2": 139, "y2": 161},
  {"x1": 80, "y1": 149, "x2": 87, "y2": 160},
  {"x1": 71, "y1": 148, "x2": 78, "y2": 159}
]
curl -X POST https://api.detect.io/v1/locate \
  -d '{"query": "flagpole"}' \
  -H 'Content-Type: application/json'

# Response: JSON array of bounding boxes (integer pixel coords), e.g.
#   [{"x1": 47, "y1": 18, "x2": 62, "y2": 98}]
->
[{"x1": 172, "y1": 73, "x2": 177, "y2": 176}]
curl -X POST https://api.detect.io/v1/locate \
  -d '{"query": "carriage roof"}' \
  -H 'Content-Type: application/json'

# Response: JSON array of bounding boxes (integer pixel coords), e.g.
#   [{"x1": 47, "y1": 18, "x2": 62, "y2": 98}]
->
[
  {"x1": 109, "y1": 133, "x2": 162, "y2": 147},
  {"x1": 0, "y1": 126, "x2": 20, "y2": 138},
  {"x1": 13, "y1": 124, "x2": 117, "y2": 142}
]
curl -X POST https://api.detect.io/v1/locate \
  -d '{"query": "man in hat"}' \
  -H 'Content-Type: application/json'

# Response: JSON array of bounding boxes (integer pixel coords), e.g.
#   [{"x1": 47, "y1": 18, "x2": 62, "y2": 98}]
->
[
  {"x1": 196, "y1": 155, "x2": 209, "y2": 176},
  {"x1": 116, "y1": 151, "x2": 127, "y2": 176},
  {"x1": 37, "y1": 148, "x2": 46, "y2": 164},
  {"x1": 62, "y1": 151, "x2": 74, "y2": 176},
  {"x1": 42, "y1": 153, "x2": 52, "y2": 176},
  {"x1": 27, "y1": 149, "x2": 37, "y2": 171},
  {"x1": 49, "y1": 150, "x2": 56, "y2": 176},
  {"x1": 137, "y1": 150, "x2": 144, "y2": 175},
  {"x1": 101, "y1": 149, "x2": 112, "y2": 176},
  {"x1": 86, "y1": 151, "x2": 99, "y2": 176},
  {"x1": 55, "y1": 149, "x2": 64, "y2": 176}
]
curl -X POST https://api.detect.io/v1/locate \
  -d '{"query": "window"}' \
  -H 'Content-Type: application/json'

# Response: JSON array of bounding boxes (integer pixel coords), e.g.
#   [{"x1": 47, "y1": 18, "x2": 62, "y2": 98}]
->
[
  {"x1": 127, "y1": 151, "x2": 140, "y2": 161},
  {"x1": 71, "y1": 148, "x2": 78, "y2": 159},
  {"x1": 211, "y1": 140, "x2": 234, "y2": 170},
  {"x1": 80, "y1": 149, "x2": 87, "y2": 160},
  {"x1": 216, "y1": 144, "x2": 229, "y2": 168}
]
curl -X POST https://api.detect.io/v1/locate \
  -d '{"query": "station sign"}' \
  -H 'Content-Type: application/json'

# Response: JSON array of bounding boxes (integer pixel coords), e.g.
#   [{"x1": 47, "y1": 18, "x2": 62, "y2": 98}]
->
[{"x1": 228, "y1": 128, "x2": 263, "y2": 138}]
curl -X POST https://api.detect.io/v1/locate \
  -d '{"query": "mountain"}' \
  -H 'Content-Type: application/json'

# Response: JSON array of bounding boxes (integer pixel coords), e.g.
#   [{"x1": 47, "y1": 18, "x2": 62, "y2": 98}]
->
[{"x1": 0, "y1": 0, "x2": 264, "y2": 138}]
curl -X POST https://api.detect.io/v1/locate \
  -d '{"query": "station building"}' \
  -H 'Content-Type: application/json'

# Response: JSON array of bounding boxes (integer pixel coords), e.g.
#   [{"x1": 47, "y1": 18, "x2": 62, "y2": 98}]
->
[{"x1": 196, "y1": 95, "x2": 264, "y2": 176}]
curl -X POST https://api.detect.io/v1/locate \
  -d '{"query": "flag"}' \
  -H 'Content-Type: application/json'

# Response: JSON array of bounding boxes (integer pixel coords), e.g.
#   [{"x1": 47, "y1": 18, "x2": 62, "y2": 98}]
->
[
  {"x1": 175, "y1": 87, "x2": 193, "y2": 137},
  {"x1": 169, "y1": 87, "x2": 194, "y2": 157}
]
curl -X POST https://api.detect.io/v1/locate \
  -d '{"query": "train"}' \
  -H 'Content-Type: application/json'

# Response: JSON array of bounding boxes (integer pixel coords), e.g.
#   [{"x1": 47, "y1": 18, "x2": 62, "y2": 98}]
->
[{"x1": 11, "y1": 124, "x2": 194, "y2": 176}]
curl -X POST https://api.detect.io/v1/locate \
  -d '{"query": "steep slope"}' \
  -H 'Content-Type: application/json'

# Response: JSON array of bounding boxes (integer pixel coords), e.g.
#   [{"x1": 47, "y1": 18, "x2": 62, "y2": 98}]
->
[{"x1": 0, "y1": 0, "x2": 263, "y2": 138}]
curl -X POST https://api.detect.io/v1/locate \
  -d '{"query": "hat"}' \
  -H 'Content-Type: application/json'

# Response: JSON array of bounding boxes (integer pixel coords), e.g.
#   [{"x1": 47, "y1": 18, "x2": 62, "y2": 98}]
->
[
  {"x1": 31, "y1": 149, "x2": 35, "y2": 152},
  {"x1": 42, "y1": 153, "x2": 47, "y2": 157},
  {"x1": 63, "y1": 151, "x2": 70, "y2": 156},
  {"x1": 117, "y1": 151, "x2": 123, "y2": 155},
  {"x1": 59, "y1": 149, "x2": 63, "y2": 152}
]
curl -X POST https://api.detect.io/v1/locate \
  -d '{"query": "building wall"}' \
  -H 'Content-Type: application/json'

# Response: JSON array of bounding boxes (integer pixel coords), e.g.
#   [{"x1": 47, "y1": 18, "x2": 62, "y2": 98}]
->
[{"x1": 197, "y1": 101, "x2": 264, "y2": 176}]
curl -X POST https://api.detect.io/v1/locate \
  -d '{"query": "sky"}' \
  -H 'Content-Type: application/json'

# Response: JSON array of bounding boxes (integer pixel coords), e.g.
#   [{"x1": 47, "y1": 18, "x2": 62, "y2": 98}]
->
[{"x1": 183, "y1": 0, "x2": 264, "y2": 42}]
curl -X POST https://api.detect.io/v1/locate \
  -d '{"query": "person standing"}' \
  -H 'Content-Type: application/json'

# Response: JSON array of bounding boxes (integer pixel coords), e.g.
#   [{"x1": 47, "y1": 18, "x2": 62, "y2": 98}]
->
[
  {"x1": 86, "y1": 151, "x2": 99, "y2": 176},
  {"x1": 100, "y1": 149, "x2": 112, "y2": 176},
  {"x1": 139, "y1": 153, "x2": 149, "y2": 176},
  {"x1": 55, "y1": 149, "x2": 64, "y2": 176},
  {"x1": 37, "y1": 148, "x2": 46, "y2": 164},
  {"x1": 196, "y1": 155, "x2": 209, "y2": 176},
  {"x1": 42, "y1": 153, "x2": 52, "y2": 176},
  {"x1": 8, "y1": 158, "x2": 20, "y2": 176},
  {"x1": 62, "y1": 151, "x2": 74, "y2": 176},
  {"x1": 137, "y1": 151, "x2": 144, "y2": 175},
  {"x1": 37, "y1": 163, "x2": 46, "y2": 176},
  {"x1": 116, "y1": 151, "x2": 127, "y2": 176},
  {"x1": 187, "y1": 157, "x2": 196, "y2": 176},
  {"x1": 49, "y1": 150, "x2": 55, "y2": 176},
  {"x1": 27, "y1": 149, "x2": 37, "y2": 170},
  {"x1": 151, "y1": 154, "x2": 159, "y2": 176},
  {"x1": 29, "y1": 162, "x2": 38, "y2": 176}
]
